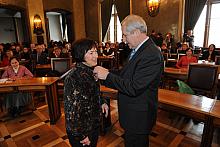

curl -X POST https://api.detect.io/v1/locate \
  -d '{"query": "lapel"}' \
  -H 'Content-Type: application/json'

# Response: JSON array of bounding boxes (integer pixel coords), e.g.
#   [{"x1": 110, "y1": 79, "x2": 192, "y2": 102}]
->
[{"x1": 121, "y1": 38, "x2": 153, "y2": 75}]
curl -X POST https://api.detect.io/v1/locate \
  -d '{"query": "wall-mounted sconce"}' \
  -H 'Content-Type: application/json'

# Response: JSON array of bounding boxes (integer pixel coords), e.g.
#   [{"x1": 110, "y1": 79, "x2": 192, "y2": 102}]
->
[
  {"x1": 147, "y1": 0, "x2": 161, "y2": 17},
  {"x1": 33, "y1": 14, "x2": 44, "y2": 35}
]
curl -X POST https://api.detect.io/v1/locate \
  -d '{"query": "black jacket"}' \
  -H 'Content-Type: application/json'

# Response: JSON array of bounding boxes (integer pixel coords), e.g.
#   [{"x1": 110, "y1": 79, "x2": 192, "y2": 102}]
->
[
  {"x1": 64, "y1": 62, "x2": 105, "y2": 138},
  {"x1": 202, "y1": 50, "x2": 218, "y2": 62}
]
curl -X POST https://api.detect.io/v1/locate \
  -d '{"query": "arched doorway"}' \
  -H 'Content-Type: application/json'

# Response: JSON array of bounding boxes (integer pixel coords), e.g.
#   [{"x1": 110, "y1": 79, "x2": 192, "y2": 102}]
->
[
  {"x1": 0, "y1": 5, "x2": 30, "y2": 44},
  {"x1": 45, "y1": 9, "x2": 73, "y2": 45}
]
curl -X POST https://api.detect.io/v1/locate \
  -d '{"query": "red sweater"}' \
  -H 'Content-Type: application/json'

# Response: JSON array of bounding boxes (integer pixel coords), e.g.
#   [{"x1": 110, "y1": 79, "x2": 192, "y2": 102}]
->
[{"x1": 176, "y1": 56, "x2": 197, "y2": 68}]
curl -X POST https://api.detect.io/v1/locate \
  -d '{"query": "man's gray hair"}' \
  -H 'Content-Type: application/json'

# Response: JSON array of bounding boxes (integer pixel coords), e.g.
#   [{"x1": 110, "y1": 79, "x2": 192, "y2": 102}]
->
[{"x1": 121, "y1": 15, "x2": 147, "y2": 34}]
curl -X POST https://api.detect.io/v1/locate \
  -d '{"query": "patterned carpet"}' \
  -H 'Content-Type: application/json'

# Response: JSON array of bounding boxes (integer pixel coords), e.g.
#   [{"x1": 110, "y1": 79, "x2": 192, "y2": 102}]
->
[{"x1": 0, "y1": 100, "x2": 220, "y2": 147}]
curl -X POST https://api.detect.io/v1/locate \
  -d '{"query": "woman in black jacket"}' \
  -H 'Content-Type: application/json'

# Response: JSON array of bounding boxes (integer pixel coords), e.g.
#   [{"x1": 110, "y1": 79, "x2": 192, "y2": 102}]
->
[
  {"x1": 202, "y1": 44, "x2": 218, "y2": 62},
  {"x1": 64, "y1": 38, "x2": 109, "y2": 147}
]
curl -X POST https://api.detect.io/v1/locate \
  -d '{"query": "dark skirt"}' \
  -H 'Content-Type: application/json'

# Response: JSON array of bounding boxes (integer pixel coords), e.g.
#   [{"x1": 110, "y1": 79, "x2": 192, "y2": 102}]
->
[{"x1": 4, "y1": 92, "x2": 32, "y2": 109}]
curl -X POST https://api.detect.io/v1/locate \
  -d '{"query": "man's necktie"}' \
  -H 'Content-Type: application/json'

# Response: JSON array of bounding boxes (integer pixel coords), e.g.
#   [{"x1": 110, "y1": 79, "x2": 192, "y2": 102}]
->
[{"x1": 129, "y1": 49, "x2": 136, "y2": 60}]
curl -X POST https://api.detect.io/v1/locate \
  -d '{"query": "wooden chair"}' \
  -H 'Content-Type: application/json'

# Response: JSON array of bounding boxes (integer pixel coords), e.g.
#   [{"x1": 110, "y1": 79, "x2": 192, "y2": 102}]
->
[
  {"x1": 50, "y1": 58, "x2": 72, "y2": 101},
  {"x1": 51, "y1": 58, "x2": 71, "y2": 76},
  {"x1": 162, "y1": 53, "x2": 168, "y2": 66},
  {"x1": 187, "y1": 63, "x2": 219, "y2": 99},
  {"x1": 215, "y1": 56, "x2": 220, "y2": 65},
  {"x1": 177, "y1": 53, "x2": 185, "y2": 60}
]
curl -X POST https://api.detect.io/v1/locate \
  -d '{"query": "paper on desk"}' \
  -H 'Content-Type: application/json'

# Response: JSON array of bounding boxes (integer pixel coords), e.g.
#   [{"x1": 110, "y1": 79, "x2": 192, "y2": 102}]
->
[{"x1": 0, "y1": 78, "x2": 8, "y2": 83}]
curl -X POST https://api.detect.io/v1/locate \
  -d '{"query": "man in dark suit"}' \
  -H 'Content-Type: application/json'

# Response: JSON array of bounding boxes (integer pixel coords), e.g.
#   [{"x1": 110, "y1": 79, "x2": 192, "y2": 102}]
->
[{"x1": 94, "y1": 15, "x2": 163, "y2": 147}]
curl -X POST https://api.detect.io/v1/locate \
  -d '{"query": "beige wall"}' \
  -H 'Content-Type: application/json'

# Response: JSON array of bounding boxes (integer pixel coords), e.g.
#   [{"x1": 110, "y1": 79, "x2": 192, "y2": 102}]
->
[
  {"x1": 0, "y1": 0, "x2": 26, "y2": 8},
  {"x1": 26, "y1": 0, "x2": 47, "y2": 44},
  {"x1": 43, "y1": 0, "x2": 72, "y2": 12},
  {"x1": 132, "y1": 0, "x2": 182, "y2": 41},
  {"x1": 72, "y1": 0, "x2": 86, "y2": 40},
  {"x1": 0, "y1": 0, "x2": 184, "y2": 43},
  {"x1": 84, "y1": 0, "x2": 99, "y2": 41}
]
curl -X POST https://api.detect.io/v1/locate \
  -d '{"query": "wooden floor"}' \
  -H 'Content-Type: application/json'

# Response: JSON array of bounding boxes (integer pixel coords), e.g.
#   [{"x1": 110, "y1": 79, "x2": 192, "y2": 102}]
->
[{"x1": 0, "y1": 99, "x2": 220, "y2": 147}]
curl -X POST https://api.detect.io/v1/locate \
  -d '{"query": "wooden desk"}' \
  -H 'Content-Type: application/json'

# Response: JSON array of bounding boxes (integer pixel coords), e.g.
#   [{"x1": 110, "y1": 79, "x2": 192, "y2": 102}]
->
[
  {"x1": 0, "y1": 77, "x2": 60, "y2": 124},
  {"x1": 205, "y1": 100, "x2": 220, "y2": 147},
  {"x1": 100, "y1": 86, "x2": 215, "y2": 147},
  {"x1": 164, "y1": 67, "x2": 188, "y2": 75},
  {"x1": 36, "y1": 64, "x2": 51, "y2": 69},
  {"x1": 164, "y1": 67, "x2": 220, "y2": 81}
]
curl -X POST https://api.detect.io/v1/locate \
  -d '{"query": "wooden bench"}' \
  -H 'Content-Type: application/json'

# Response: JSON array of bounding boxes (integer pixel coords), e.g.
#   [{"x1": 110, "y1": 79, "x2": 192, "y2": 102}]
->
[{"x1": 100, "y1": 86, "x2": 216, "y2": 146}]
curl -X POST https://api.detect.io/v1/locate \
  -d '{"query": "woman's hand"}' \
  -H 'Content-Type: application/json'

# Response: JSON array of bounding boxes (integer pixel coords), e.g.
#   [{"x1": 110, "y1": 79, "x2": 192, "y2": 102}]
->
[
  {"x1": 102, "y1": 103, "x2": 109, "y2": 117},
  {"x1": 80, "y1": 136, "x2": 90, "y2": 146}
]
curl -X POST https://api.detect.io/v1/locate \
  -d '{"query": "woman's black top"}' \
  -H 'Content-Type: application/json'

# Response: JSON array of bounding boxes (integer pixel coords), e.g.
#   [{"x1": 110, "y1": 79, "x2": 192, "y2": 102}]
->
[{"x1": 64, "y1": 62, "x2": 104, "y2": 139}]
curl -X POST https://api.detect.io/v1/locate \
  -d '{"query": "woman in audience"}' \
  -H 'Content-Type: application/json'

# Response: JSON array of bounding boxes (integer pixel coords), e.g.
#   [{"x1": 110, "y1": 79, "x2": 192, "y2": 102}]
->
[
  {"x1": 176, "y1": 48, "x2": 198, "y2": 69},
  {"x1": 202, "y1": 44, "x2": 218, "y2": 62},
  {"x1": 160, "y1": 43, "x2": 168, "y2": 53},
  {"x1": 102, "y1": 42, "x2": 114, "y2": 57},
  {"x1": 0, "y1": 50, "x2": 13, "y2": 68},
  {"x1": 64, "y1": 38, "x2": 109, "y2": 147},
  {"x1": 1, "y1": 57, "x2": 33, "y2": 117}
]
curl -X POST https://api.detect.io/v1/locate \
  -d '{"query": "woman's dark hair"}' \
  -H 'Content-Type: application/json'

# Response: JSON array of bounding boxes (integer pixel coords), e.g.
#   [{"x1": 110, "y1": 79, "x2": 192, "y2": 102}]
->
[
  {"x1": 209, "y1": 44, "x2": 216, "y2": 50},
  {"x1": 186, "y1": 47, "x2": 193, "y2": 53},
  {"x1": 9, "y1": 56, "x2": 20, "y2": 63},
  {"x1": 72, "y1": 38, "x2": 97, "y2": 62}
]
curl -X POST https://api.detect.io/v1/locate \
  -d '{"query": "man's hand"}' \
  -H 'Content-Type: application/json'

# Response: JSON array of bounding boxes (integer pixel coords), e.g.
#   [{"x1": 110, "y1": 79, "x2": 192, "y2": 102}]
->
[{"x1": 93, "y1": 66, "x2": 109, "y2": 80}]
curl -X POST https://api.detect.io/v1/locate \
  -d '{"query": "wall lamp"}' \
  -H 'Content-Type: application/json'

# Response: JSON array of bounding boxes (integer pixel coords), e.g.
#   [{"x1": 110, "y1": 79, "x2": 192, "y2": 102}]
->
[
  {"x1": 147, "y1": 0, "x2": 161, "y2": 17},
  {"x1": 33, "y1": 14, "x2": 44, "y2": 35}
]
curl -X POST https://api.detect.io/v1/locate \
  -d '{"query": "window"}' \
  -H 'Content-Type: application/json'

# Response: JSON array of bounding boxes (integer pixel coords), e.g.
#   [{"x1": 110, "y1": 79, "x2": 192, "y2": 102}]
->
[
  {"x1": 208, "y1": 3, "x2": 220, "y2": 46},
  {"x1": 104, "y1": 4, "x2": 122, "y2": 43},
  {"x1": 194, "y1": 6, "x2": 206, "y2": 47},
  {"x1": 194, "y1": 1, "x2": 220, "y2": 47}
]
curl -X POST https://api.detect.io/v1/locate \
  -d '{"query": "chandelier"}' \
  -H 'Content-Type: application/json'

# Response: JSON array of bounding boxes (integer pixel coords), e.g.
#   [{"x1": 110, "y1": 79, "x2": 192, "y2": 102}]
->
[{"x1": 147, "y1": 0, "x2": 161, "y2": 17}]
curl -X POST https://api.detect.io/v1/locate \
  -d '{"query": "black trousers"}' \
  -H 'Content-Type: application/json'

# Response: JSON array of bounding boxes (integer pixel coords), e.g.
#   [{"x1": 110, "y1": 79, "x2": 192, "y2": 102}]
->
[
  {"x1": 124, "y1": 131, "x2": 149, "y2": 147},
  {"x1": 67, "y1": 129, "x2": 99, "y2": 147}
]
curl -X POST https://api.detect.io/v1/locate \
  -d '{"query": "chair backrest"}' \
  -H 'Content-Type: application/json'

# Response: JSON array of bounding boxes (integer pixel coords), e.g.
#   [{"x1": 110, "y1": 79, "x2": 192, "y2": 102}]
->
[
  {"x1": 51, "y1": 58, "x2": 71, "y2": 75},
  {"x1": 178, "y1": 53, "x2": 185, "y2": 60},
  {"x1": 162, "y1": 53, "x2": 168, "y2": 62},
  {"x1": 215, "y1": 56, "x2": 220, "y2": 65},
  {"x1": 187, "y1": 63, "x2": 219, "y2": 98}
]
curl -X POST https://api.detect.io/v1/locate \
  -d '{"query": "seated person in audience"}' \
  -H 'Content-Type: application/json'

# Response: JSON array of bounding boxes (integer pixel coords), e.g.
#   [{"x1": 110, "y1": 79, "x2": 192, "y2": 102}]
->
[
  {"x1": 0, "y1": 44, "x2": 5, "y2": 62},
  {"x1": 20, "y1": 47, "x2": 31, "y2": 61},
  {"x1": 62, "y1": 46, "x2": 70, "y2": 56},
  {"x1": 177, "y1": 42, "x2": 188, "y2": 54},
  {"x1": 64, "y1": 43, "x2": 71, "y2": 53},
  {"x1": 102, "y1": 42, "x2": 114, "y2": 57},
  {"x1": 20, "y1": 47, "x2": 32, "y2": 71},
  {"x1": 176, "y1": 48, "x2": 197, "y2": 69},
  {"x1": 30, "y1": 43, "x2": 37, "y2": 54},
  {"x1": 13, "y1": 45, "x2": 22, "y2": 58},
  {"x1": 41, "y1": 44, "x2": 48, "y2": 54},
  {"x1": 202, "y1": 44, "x2": 218, "y2": 62},
  {"x1": 1, "y1": 57, "x2": 33, "y2": 117},
  {"x1": 97, "y1": 43, "x2": 104, "y2": 56},
  {"x1": 160, "y1": 43, "x2": 168, "y2": 53},
  {"x1": 34, "y1": 44, "x2": 49, "y2": 65},
  {"x1": 0, "y1": 50, "x2": 13, "y2": 68},
  {"x1": 31, "y1": 44, "x2": 49, "y2": 76},
  {"x1": 50, "y1": 46, "x2": 69, "y2": 58}
]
